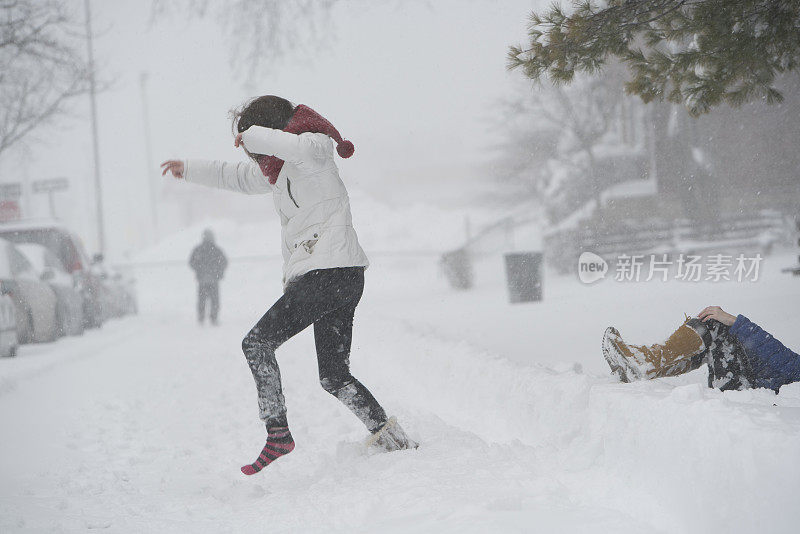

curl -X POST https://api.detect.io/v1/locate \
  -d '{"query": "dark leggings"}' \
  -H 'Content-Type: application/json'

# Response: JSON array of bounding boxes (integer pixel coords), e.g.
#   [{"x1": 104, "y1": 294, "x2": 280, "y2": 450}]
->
[
  {"x1": 241, "y1": 267, "x2": 387, "y2": 432},
  {"x1": 686, "y1": 318, "x2": 756, "y2": 391}
]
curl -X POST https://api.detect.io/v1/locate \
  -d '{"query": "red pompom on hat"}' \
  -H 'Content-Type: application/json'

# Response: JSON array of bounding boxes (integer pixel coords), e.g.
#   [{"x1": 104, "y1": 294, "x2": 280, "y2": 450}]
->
[
  {"x1": 257, "y1": 104, "x2": 355, "y2": 184},
  {"x1": 336, "y1": 139, "x2": 355, "y2": 158}
]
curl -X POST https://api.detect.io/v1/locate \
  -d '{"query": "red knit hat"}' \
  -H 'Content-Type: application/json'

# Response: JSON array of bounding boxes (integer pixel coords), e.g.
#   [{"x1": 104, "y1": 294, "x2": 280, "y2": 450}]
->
[{"x1": 257, "y1": 104, "x2": 354, "y2": 184}]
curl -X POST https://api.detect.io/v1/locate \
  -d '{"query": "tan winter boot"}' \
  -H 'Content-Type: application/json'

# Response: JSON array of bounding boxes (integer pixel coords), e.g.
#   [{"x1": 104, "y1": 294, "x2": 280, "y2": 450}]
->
[{"x1": 602, "y1": 319, "x2": 707, "y2": 382}]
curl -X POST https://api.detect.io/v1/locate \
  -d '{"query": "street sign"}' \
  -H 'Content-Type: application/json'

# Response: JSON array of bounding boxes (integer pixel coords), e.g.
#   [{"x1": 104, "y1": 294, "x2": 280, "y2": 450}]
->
[
  {"x1": 33, "y1": 177, "x2": 70, "y2": 219},
  {"x1": 0, "y1": 183, "x2": 21, "y2": 200},
  {"x1": 32, "y1": 177, "x2": 69, "y2": 193}
]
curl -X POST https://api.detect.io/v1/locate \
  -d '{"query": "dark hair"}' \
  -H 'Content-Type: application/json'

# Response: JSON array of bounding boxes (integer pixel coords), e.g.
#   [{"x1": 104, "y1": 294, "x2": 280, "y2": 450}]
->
[{"x1": 231, "y1": 95, "x2": 295, "y2": 135}]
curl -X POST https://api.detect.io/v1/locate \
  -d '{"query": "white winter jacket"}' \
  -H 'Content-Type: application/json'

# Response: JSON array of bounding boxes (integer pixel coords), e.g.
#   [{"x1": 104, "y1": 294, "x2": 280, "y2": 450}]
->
[{"x1": 184, "y1": 126, "x2": 369, "y2": 285}]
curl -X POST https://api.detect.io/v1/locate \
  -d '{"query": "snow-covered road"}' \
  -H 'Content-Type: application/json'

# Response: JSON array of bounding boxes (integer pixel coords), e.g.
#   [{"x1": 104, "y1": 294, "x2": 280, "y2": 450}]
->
[{"x1": 1, "y1": 250, "x2": 799, "y2": 533}]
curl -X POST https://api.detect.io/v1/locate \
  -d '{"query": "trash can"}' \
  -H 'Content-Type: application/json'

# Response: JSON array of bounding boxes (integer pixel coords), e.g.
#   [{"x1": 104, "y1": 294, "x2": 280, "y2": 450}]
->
[
  {"x1": 504, "y1": 252, "x2": 543, "y2": 303},
  {"x1": 441, "y1": 248, "x2": 473, "y2": 290}
]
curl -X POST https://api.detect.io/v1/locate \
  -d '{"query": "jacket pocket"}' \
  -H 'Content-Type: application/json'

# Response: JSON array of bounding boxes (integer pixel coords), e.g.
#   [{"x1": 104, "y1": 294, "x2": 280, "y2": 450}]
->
[
  {"x1": 292, "y1": 228, "x2": 323, "y2": 255},
  {"x1": 301, "y1": 238, "x2": 318, "y2": 254}
]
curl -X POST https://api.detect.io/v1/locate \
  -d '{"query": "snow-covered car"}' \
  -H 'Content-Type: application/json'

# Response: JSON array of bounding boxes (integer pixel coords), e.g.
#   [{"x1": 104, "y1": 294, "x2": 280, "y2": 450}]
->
[
  {"x1": 0, "y1": 239, "x2": 59, "y2": 344},
  {"x1": 88, "y1": 255, "x2": 117, "y2": 320},
  {"x1": 90, "y1": 255, "x2": 138, "y2": 318},
  {"x1": 0, "y1": 263, "x2": 18, "y2": 357},
  {"x1": 0, "y1": 291, "x2": 18, "y2": 357},
  {"x1": 16, "y1": 243, "x2": 85, "y2": 337},
  {"x1": 111, "y1": 268, "x2": 138, "y2": 316},
  {"x1": 0, "y1": 220, "x2": 104, "y2": 329}
]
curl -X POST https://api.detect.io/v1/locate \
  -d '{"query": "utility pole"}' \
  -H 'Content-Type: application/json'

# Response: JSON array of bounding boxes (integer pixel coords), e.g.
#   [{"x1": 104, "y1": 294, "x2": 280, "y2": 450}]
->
[
  {"x1": 84, "y1": 0, "x2": 105, "y2": 255},
  {"x1": 140, "y1": 71, "x2": 159, "y2": 239}
]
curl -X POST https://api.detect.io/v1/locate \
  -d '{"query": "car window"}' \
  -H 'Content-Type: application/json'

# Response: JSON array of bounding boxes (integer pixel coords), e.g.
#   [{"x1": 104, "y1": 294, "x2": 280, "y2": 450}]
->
[
  {"x1": 71, "y1": 234, "x2": 89, "y2": 270},
  {"x1": 9, "y1": 246, "x2": 35, "y2": 277},
  {"x1": 44, "y1": 250, "x2": 68, "y2": 274},
  {"x1": 16, "y1": 245, "x2": 46, "y2": 274}
]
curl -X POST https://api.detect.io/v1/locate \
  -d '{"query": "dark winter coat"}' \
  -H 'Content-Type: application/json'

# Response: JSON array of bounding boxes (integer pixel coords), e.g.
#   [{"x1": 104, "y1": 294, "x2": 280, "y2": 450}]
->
[
  {"x1": 189, "y1": 242, "x2": 228, "y2": 285},
  {"x1": 730, "y1": 315, "x2": 800, "y2": 392}
]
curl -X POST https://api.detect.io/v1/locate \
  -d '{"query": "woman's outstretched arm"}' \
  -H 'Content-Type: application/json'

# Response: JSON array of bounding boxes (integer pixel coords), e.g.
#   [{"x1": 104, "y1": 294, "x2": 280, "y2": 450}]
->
[
  {"x1": 161, "y1": 158, "x2": 271, "y2": 195},
  {"x1": 235, "y1": 128, "x2": 330, "y2": 165}
]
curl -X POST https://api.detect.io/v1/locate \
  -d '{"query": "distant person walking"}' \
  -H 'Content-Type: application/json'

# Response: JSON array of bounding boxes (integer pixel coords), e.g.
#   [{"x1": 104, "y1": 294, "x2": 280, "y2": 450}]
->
[
  {"x1": 161, "y1": 95, "x2": 416, "y2": 477},
  {"x1": 189, "y1": 229, "x2": 227, "y2": 326}
]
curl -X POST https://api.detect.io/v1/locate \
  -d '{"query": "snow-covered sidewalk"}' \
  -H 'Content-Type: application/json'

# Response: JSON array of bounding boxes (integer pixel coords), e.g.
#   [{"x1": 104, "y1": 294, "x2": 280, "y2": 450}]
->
[{"x1": 1, "y1": 253, "x2": 799, "y2": 533}]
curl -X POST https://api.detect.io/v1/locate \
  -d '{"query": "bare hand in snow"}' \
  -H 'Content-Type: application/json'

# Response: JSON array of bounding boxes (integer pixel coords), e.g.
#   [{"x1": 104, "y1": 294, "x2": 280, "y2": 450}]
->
[
  {"x1": 160, "y1": 160, "x2": 185, "y2": 179},
  {"x1": 698, "y1": 306, "x2": 737, "y2": 326}
]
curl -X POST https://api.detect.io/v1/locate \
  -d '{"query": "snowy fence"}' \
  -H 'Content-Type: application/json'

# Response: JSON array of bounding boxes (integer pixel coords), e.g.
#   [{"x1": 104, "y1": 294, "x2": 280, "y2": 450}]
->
[
  {"x1": 441, "y1": 209, "x2": 795, "y2": 287},
  {"x1": 543, "y1": 209, "x2": 793, "y2": 274}
]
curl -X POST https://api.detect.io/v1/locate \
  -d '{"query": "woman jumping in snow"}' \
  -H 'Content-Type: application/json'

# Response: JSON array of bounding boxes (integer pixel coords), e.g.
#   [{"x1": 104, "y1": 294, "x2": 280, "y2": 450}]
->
[{"x1": 161, "y1": 96, "x2": 416, "y2": 475}]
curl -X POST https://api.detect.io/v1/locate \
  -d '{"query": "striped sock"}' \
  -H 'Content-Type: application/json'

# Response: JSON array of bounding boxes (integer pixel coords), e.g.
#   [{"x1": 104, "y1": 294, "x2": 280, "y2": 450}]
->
[{"x1": 240, "y1": 426, "x2": 295, "y2": 475}]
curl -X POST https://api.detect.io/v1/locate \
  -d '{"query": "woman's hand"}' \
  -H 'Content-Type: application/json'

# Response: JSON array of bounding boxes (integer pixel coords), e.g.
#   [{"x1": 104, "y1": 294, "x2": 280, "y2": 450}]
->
[
  {"x1": 698, "y1": 306, "x2": 737, "y2": 326},
  {"x1": 160, "y1": 160, "x2": 185, "y2": 179}
]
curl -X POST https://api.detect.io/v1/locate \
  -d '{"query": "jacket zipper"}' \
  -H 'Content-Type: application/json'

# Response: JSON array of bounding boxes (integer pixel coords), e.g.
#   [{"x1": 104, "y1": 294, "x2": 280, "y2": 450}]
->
[{"x1": 286, "y1": 178, "x2": 300, "y2": 208}]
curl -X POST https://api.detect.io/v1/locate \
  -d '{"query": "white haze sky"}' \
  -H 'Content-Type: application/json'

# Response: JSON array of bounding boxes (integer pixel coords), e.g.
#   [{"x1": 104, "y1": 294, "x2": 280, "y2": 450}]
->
[{"x1": 0, "y1": 0, "x2": 543, "y2": 258}]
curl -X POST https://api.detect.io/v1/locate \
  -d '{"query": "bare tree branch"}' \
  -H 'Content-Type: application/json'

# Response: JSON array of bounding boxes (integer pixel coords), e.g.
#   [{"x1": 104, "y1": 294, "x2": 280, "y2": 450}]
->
[
  {"x1": 0, "y1": 0, "x2": 89, "y2": 160},
  {"x1": 150, "y1": 0, "x2": 340, "y2": 85}
]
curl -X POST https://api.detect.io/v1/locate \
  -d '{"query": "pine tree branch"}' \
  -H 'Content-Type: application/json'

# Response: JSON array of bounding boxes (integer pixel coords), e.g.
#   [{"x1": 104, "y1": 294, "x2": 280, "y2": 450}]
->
[{"x1": 509, "y1": 0, "x2": 800, "y2": 115}]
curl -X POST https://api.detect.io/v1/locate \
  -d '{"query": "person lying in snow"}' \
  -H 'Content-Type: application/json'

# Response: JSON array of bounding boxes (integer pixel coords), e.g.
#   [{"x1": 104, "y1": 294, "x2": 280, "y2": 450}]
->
[
  {"x1": 161, "y1": 96, "x2": 416, "y2": 476},
  {"x1": 603, "y1": 306, "x2": 800, "y2": 392}
]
